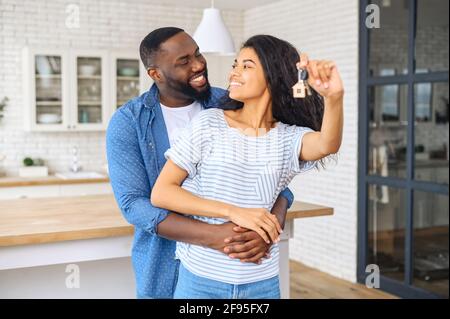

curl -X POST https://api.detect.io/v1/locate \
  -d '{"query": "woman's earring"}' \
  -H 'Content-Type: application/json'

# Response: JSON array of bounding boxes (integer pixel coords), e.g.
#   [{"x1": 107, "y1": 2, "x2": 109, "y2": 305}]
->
[{"x1": 292, "y1": 68, "x2": 311, "y2": 99}]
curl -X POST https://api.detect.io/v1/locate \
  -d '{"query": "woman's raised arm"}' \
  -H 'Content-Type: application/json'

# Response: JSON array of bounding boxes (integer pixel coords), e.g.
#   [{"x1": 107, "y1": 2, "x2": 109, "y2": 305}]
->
[{"x1": 297, "y1": 53, "x2": 344, "y2": 161}]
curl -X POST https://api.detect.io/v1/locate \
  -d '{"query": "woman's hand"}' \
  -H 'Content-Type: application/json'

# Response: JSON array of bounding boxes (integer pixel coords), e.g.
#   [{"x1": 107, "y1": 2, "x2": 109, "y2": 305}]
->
[
  {"x1": 296, "y1": 53, "x2": 344, "y2": 100},
  {"x1": 296, "y1": 53, "x2": 344, "y2": 162},
  {"x1": 227, "y1": 207, "x2": 282, "y2": 244}
]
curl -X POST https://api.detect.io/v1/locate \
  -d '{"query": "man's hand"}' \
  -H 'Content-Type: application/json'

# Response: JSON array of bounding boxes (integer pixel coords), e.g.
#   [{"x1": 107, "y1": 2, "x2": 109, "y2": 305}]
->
[
  {"x1": 207, "y1": 223, "x2": 270, "y2": 264},
  {"x1": 223, "y1": 226, "x2": 270, "y2": 264},
  {"x1": 219, "y1": 193, "x2": 289, "y2": 264}
]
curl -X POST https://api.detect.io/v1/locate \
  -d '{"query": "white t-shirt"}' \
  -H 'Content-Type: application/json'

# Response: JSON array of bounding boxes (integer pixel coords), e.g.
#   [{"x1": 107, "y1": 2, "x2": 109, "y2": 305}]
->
[{"x1": 160, "y1": 101, "x2": 202, "y2": 146}]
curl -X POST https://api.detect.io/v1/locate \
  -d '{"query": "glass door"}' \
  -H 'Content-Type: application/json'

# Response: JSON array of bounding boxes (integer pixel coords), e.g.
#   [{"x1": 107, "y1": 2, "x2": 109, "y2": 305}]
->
[
  {"x1": 72, "y1": 52, "x2": 108, "y2": 130},
  {"x1": 358, "y1": 0, "x2": 449, "y2": 298},
  {"x1": 114, "y1": 58, "x2": 140, "y2": 109},
  {"x1": 34, "y1": 54, "x2": 65, "y2": 128},
  {"x1": 76, "y1": 57, "x2": 102, "y2": 125}
]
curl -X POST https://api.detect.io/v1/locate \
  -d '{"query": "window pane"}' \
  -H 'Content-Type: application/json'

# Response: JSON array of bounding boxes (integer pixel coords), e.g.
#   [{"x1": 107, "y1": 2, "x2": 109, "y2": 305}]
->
[
  {"x1": 369, "y1": 85, "x2": 408, "y2": 178},
  {"x1": 414, "y1": 82, "x2": 449, "y2": 185},
  {"x1": 416, "y1": 0, "x2": 449, "y2": 73},
  {"x1": 413, "y1": 191, "x2": 449, "y2": 297},
  {"x1": 369, "y1": 0, "x2": 409, "y2": 76},
  {"x1": 368, "y1": 185, "x2": 406, "y2": 282}
]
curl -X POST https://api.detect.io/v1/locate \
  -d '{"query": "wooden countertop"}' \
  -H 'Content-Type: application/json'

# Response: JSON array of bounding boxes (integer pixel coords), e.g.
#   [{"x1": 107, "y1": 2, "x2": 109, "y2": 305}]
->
[
  {"x1": 0, "y1": 175, "x2": 110, "y2": 187},
  {"x1": 287, "y1": 201, "x2": 333, "y2": 220},
  {"x1": 0, "y1": 195, "x2": 333, "y2": 247}
]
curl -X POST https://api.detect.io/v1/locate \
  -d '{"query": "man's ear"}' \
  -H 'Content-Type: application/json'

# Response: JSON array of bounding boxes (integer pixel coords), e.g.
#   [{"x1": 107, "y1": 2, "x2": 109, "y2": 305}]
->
[{"x1": 148, "y1": 67, "x2": 163, "y2": 83}]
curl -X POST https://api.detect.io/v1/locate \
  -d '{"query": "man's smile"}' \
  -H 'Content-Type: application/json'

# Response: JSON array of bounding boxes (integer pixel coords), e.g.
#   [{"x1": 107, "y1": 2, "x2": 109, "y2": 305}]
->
[{"x1": 189, "y1": 71, "x2": 207, "y2": 88}]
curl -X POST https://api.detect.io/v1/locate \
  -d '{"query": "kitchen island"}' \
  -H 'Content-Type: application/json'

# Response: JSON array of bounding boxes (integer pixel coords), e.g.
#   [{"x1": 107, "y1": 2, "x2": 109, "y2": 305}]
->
[{"x1": 0, "y1": 195, "x2": 332, "y2": 299}]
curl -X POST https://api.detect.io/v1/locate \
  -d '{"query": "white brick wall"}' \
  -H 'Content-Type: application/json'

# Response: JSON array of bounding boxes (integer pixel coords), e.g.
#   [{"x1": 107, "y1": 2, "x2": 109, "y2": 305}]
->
[
  {"x1": 0, "y1": 0, "x2": 244, "y2": 175},
  {"x1": 244, "y1": 0, "x2": 360, "y2": 282}
]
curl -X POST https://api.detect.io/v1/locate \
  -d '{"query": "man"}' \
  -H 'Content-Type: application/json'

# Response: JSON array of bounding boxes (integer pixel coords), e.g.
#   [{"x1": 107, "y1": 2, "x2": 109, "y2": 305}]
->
[{"x1": 106, "y1": 27, "x2": 294, "y2": 299}]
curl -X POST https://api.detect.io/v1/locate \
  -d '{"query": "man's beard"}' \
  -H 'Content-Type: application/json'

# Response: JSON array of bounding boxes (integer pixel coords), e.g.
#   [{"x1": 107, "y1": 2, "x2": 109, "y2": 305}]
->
[{"x1": 165, "y1": 70, "x2": 211, "y2": 103}]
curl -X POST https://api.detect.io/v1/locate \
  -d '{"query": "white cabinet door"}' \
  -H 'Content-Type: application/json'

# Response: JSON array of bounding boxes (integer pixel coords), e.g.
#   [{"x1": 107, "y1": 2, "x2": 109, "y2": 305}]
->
[
  {"x1": 0, "y1": 183, "x2": 112, "y2": 199},
  {"x1": 23, "y1": 48, "x2": 70, "y2": 132},
  {"x1": 59, "y1": 183, "x2": 112, "y2": 196},
  {"x1": 110, "y1": 52, "x2": 142, "y2": 117},
  {"x1": 70, "y1": 50, "x2": 110, "y2": 131},
  {"x1": 0, "y1": 185, "x2": 60, "y2": 200}
]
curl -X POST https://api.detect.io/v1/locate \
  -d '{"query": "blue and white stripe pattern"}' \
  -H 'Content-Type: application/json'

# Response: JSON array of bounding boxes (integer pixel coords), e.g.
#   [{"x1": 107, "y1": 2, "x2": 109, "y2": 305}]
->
[{"x1": 165, "y1": 108, "x2": 316, "y2": 284}]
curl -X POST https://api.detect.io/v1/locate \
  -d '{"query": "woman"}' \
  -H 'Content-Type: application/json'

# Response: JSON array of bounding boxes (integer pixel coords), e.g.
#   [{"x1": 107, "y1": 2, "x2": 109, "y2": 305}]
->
[{"x1": 151, "y1": 35, "x2": 344, "y2": 299}]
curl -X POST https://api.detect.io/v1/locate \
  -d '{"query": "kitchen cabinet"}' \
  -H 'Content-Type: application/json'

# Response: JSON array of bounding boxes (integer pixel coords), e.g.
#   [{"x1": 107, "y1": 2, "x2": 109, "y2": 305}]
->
[
  {"x1": 23, "y1": 48, "x2": 147, "y2": 132},
  {"x1": 59, "y1": 183, "x2": 112, "y2": 197},
  {"x1": 0, "y1": 185, "x2": 61, "y2": 200},
  {"x1": 0, "y1": 183, "x2": 112, "y2": 200},
  {"x1": 0, "y1": 175, "x2": 112, "y2": 200}
]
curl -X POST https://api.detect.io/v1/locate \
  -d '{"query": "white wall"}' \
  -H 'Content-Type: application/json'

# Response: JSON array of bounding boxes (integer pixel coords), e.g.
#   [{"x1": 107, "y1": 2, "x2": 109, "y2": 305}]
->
[
  {"x1": 244, "y1": 0, "x2": 360, "y2": 282},
  {"x1": 0, "y1": 0, "x2": 244, "y2": 176}
]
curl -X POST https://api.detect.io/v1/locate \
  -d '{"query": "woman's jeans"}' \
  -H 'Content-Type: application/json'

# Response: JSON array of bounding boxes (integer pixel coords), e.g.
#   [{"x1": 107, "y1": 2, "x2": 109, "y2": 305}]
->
[{"x1": 174, "y1": 263, "x2": 280, "y2": 299}]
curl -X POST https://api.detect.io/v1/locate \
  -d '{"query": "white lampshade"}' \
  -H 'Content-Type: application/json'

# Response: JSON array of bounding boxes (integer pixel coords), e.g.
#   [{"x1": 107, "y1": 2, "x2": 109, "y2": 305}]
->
[{"x1": 193, "y1": 7, "x2": 236, "y2": 55}]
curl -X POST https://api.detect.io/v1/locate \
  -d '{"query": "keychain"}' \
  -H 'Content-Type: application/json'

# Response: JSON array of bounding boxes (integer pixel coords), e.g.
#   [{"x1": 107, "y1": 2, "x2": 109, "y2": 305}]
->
[{"x1": 292, "y1": 67, "x2": 312, "y2": 98}]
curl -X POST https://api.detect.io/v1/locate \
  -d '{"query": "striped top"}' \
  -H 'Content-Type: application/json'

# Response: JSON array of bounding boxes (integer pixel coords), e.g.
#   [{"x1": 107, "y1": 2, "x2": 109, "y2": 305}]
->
[{"x1": 164, "y1": 108, "x2": 316, "y2": 284}]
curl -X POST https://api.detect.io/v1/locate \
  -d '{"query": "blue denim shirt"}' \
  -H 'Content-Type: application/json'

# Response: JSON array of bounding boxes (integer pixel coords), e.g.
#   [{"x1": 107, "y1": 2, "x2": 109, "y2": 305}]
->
[{"x1": 106, "y1": 84, "x2": 294, "y2": 298}]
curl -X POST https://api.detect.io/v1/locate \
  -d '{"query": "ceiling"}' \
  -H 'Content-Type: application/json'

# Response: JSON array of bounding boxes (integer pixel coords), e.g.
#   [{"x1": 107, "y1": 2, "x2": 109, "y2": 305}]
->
[{"x1": 143, "y1": 0, "x2": 281, "y2": 10}]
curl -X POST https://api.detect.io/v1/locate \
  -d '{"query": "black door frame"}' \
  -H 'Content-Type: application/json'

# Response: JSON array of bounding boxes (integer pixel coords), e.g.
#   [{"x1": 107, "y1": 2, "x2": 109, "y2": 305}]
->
[{"x1": 357, "y1": 0, "x2": 449, "y2": 298}]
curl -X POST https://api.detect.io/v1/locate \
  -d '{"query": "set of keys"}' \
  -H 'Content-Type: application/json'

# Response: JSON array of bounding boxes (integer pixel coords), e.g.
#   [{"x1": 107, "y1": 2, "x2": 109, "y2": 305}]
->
[{"x1": 292, "y1": 67, "x2": 312, "y2": 99}]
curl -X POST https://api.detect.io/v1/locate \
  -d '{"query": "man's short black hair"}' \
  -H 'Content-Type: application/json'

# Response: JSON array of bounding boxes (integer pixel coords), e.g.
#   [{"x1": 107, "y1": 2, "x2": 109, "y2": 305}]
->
[{"x1": 139, "y1": 27, "x2": 184, "y2": 70}]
